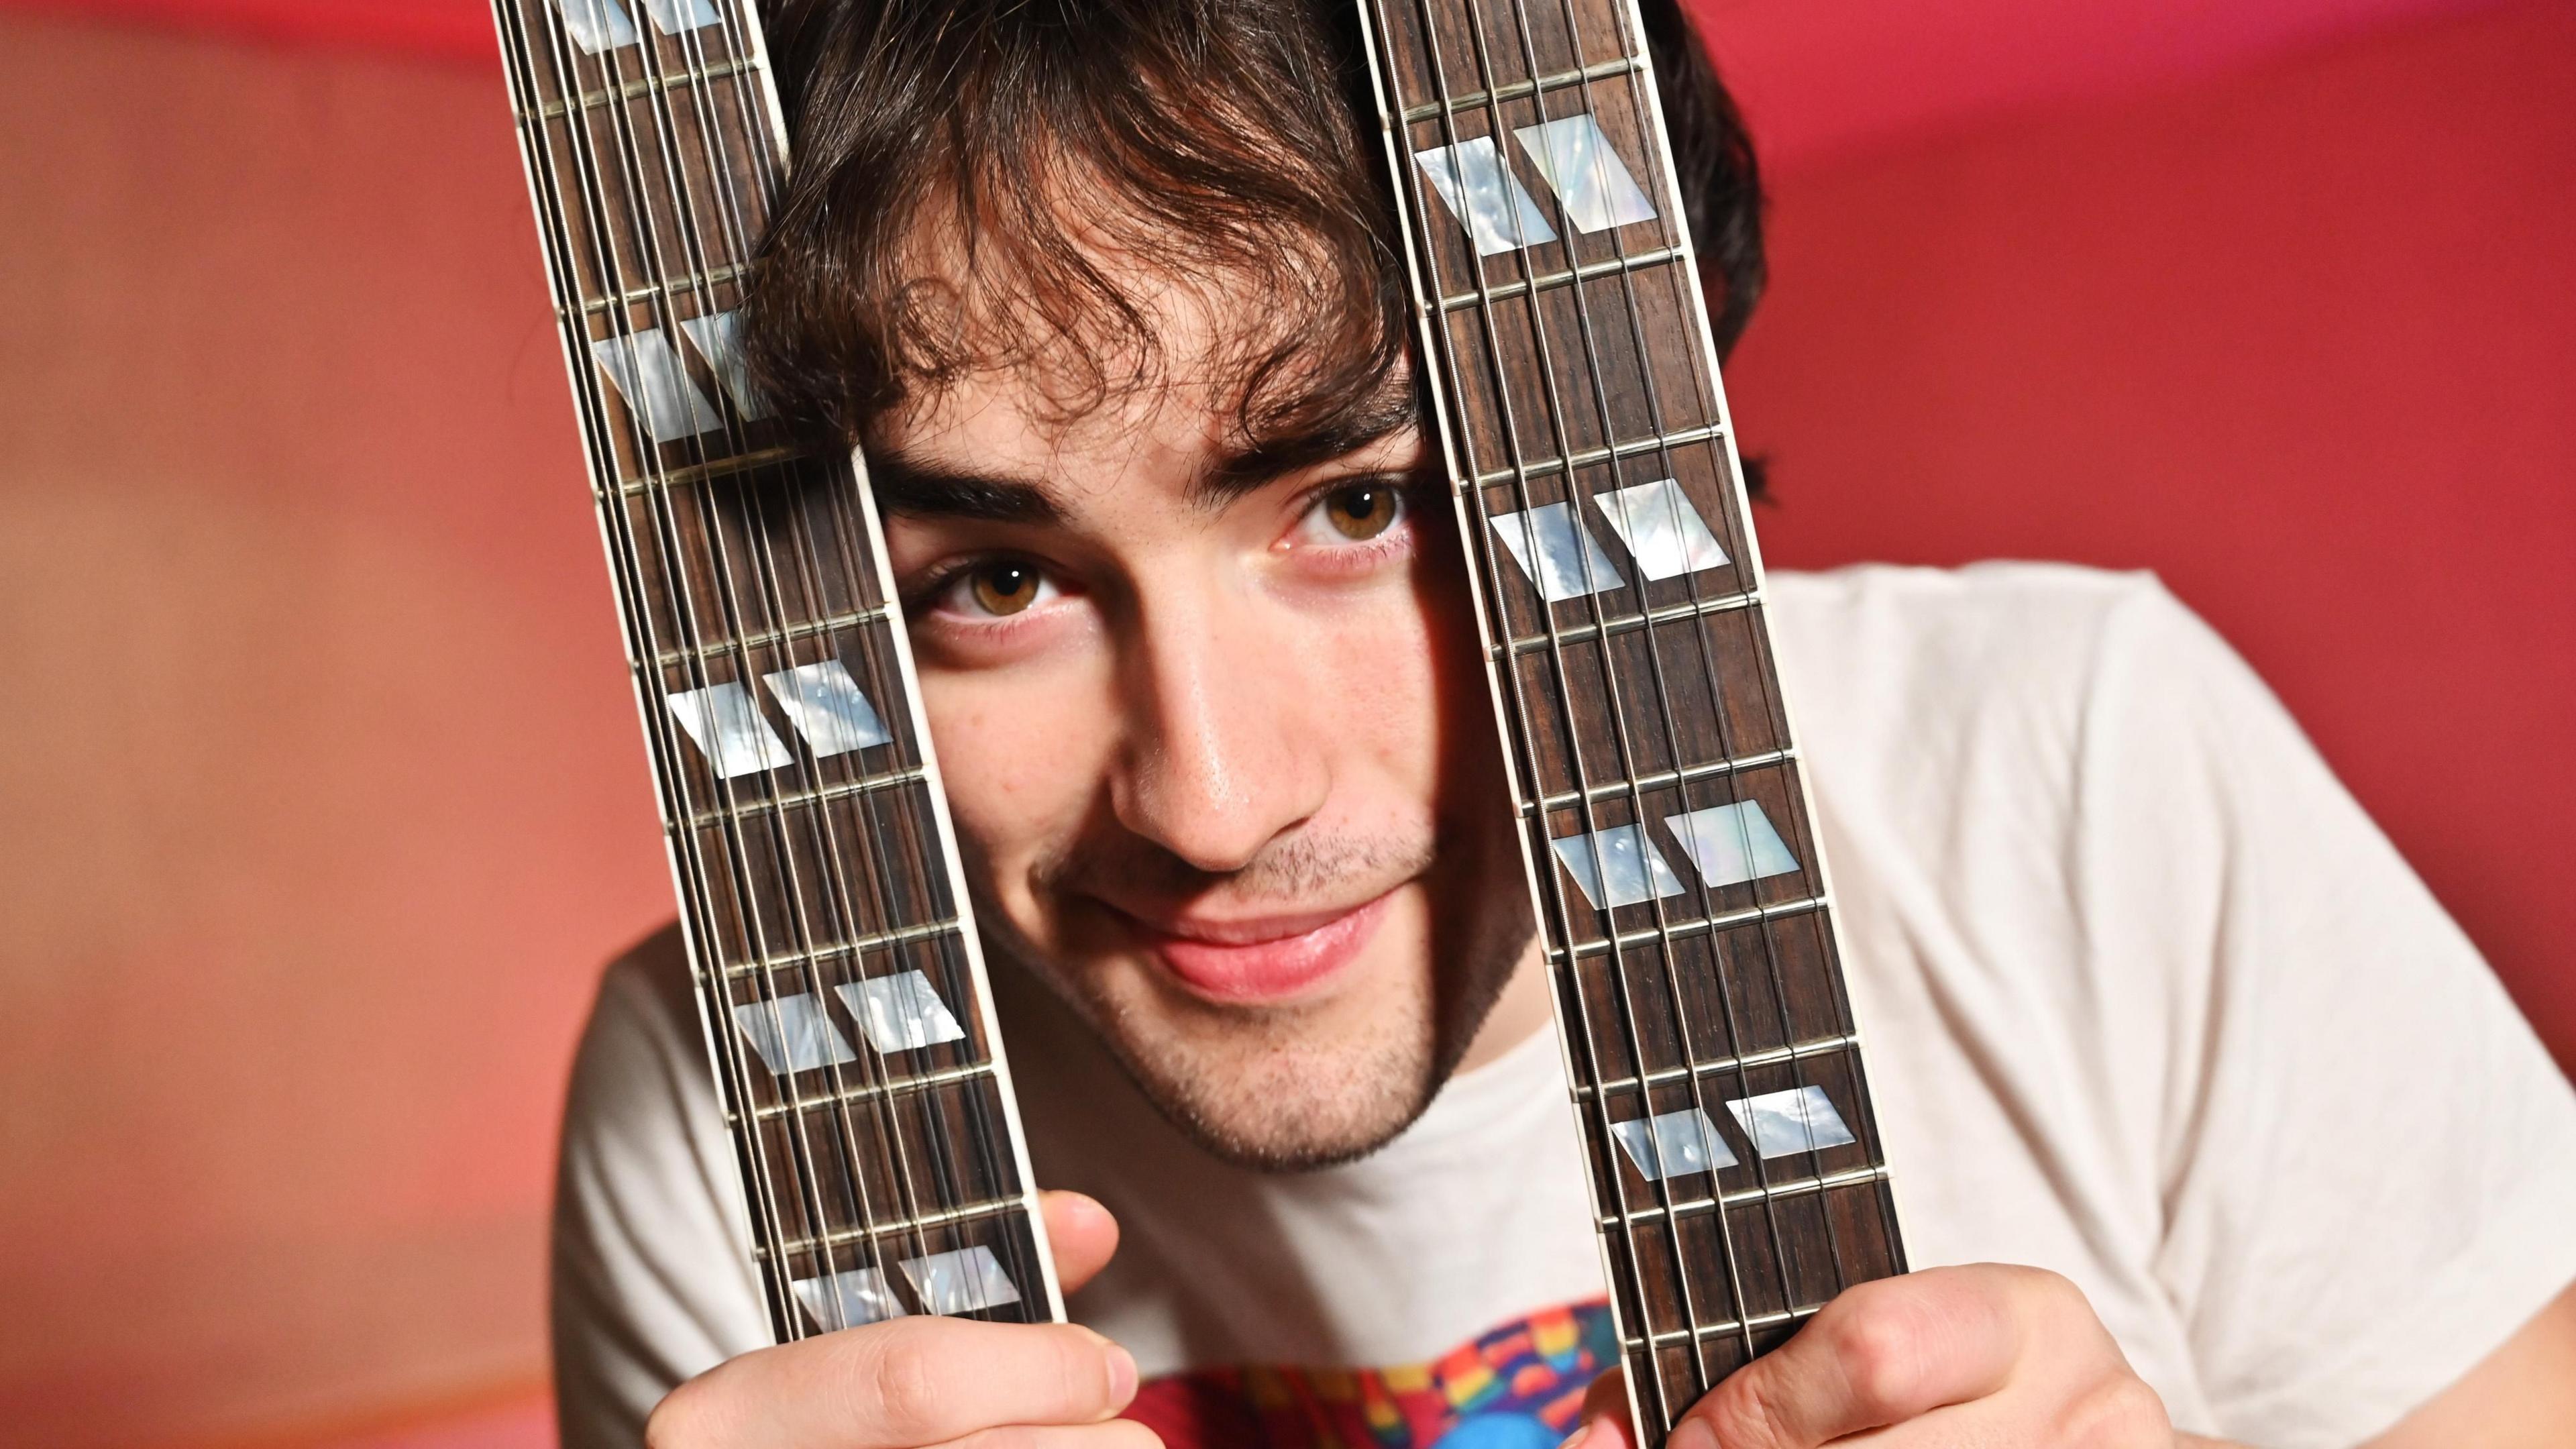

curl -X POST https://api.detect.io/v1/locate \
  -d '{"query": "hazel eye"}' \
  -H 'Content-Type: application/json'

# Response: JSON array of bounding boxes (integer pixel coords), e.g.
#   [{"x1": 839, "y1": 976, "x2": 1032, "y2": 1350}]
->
[
  {"x1": 957, "y1": 560, "x2": 1055, "y2": 617},
  {"x1": 1320, "y1": 482, "x2": 1401, "y2": 541}
]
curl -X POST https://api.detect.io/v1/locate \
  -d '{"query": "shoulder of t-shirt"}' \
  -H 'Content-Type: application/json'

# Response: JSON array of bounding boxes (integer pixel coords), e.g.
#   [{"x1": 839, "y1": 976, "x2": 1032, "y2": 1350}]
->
[{"x1": 1764, "y1": 561, "x2": 2229, "y2": 779}]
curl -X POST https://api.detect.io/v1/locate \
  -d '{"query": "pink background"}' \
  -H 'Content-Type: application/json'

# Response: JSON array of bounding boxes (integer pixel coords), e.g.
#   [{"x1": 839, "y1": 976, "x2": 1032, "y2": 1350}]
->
[{"x1": 0, "y1": 1, "x2": 2566, "y2": 1445}]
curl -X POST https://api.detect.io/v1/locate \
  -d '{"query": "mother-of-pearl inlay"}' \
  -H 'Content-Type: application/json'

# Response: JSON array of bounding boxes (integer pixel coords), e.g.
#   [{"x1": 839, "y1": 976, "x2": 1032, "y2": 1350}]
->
[
  {"x1": 762, "y1": 660, "x2": 892, "y2": 760},
  {"x1": 900, "y1": 1246, "x2": 1022, "y2": 1316},
  {"x1": 835, "y1": 970, "x2": 968, "y2": 1055},
  {"x1": 790, "y1": 1266, "x2": 906, "y2": 1330},
  {"x1": 1551, "y1": 823, "x2": 1688, "y2": 910},
  {"x1": 1511, "y1": 115, "x2": 1659, "y2": 235},
  {"x1": 1610, "y1": 1107, "x2": 1739, "y2": 1181},
  {"x1": 1663, "y1": 800, "x2": 1800, "y2": 890},
  {"x1": 667, "y1": 680, "x2": 797, "y2": 780},
  {"x1": 1413, "y1": 136, "x2": 1559, "y2": 257},
  {"x1": 1490, "y1": 501, "x2": 1626, "y2": 602},
  {"x1": 1725, "y1": 1087, "x2": 1857, "y2": 1159},
  {"x1": 730, "y1": 991, "x2": 858, "y2": 1075},
  {"x1": 1595, "y1": 479, "x2": 1729, "y2": 581}
]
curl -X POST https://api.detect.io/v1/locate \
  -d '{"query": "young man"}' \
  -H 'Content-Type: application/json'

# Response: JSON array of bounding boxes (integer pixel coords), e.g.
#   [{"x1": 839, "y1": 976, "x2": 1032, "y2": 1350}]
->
[{"x1": 549, "y1": 1, "x2": 2576, "y2": 1446}]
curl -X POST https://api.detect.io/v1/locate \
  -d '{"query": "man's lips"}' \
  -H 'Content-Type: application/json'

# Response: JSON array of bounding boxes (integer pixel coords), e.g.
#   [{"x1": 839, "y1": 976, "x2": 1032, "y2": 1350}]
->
[{"x1": 1111, "y1": 892, "x2": 1398, "y2": 1004}]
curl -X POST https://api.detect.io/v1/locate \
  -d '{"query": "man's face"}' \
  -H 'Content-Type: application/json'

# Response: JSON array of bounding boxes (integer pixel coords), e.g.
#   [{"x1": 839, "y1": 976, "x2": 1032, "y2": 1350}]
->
[{"x1": 874, "y1": 291, "x2": 1542, "y2": 1168}]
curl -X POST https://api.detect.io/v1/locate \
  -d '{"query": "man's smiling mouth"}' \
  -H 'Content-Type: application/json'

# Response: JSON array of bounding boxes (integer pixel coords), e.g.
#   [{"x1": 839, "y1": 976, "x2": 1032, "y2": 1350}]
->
[{"x1": 1104, "y1": 891, "x2": 1401, "y2": 1004}]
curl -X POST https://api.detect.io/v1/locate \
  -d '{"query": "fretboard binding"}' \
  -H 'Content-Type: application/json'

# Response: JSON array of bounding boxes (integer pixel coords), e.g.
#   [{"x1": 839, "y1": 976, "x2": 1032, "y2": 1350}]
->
[
  {"x1": 1519, "y1": 747, "x2": 1796, "y2": 818},
  {"x1": 1598, "y1": 1163, "x2": 1892, "y2": 1230},
  {"x1": 1625, "y1": 1301, "x2": 1825, "y2": 1353},
  {"x1": 1468, "y1": 423, "x2": 1727, "y2": 489},
  {"x1": 716, "y1": 916, "x2": 967, "y2": 980},
  {"x1": 649, "y1": 605, "x2": 894, "y2": 671},
  {"x1": 1399, "y1": 54, "x2": 1647, "y2": 122},
  {"x1": 1575, "y1": 1032, "x2": 1862, "y2": 1101},
  {"x1": 569, "y1": 262, "x2": 750, "y2": 320},
  {"x1": 1550, "y1": 893, "x2": 1831, "y2": 963},
  {"x1": 684, "y1": 764, "x2": 928, "y2": 830},
  {"x1": 608, "y1": 445, "x2": 816, "y2": 497},
  {"x1": 523, "y1": 54, "x2": 766, "y2": 121},
  {"x1": 758, "y1": 1192, "x2": 1026, "y2": 1260},
  {"x1": 1497, "y1": 588, "x2": 1758, "y2": 659},
  {"x1": 740, "y1": 1058, "x2": 999, "y2": 1124},
  {"x1": 1438, "y1": 244, "x2": 1688, "y2": 313}
]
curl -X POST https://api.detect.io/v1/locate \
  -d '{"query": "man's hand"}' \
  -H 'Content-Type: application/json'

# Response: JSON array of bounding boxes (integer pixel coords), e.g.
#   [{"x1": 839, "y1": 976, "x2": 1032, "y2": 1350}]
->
[
  {"x1": 1571, "y1": 1265, "x2": 2216, "y2": 1449},
  {"x1": 645, "y1": 1192, "x2": 1150, "y2": 1449}
]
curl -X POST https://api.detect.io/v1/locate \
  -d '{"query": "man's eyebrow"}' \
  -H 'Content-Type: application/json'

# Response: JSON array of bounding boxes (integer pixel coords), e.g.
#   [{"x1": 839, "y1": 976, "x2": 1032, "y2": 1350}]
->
[
  {"x1": 865, "y1": 451, "x2": 1065, "y2": 525},
  {"x1": 1190, "y1": 384, "x2": 1421, "y2": 509}
]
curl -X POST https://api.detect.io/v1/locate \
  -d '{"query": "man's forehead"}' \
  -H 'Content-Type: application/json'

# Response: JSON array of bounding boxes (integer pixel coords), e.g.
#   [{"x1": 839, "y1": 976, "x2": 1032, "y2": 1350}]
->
[{"x1": 869, "y1": 354, "x2": 1420, "y2": 523}]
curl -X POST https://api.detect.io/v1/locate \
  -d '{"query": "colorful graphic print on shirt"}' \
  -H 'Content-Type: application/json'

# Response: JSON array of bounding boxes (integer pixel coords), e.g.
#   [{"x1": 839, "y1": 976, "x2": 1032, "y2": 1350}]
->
[{"x1": 1124, "y1": 1301, "x2": 1615, "y2": 1449}]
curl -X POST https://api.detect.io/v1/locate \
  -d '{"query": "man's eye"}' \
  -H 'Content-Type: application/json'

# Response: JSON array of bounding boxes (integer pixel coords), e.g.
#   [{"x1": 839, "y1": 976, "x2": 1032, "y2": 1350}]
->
[
  {"x1": 1318, "y1": 482, "x2": 1403, "y2": 541},
  {"x1": 949, "y1": 560, "x2": 1057, "y2": 617}
]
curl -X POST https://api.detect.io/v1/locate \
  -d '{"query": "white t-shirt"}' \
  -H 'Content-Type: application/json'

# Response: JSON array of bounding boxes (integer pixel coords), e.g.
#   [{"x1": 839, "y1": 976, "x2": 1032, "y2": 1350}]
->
[{"x1": 549, "y1": 564, "x2": 2576, "y2": 1449}]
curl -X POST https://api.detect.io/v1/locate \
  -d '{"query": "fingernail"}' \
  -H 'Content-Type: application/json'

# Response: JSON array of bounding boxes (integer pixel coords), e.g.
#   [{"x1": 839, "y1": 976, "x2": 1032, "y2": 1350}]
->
[
  {"x1": 1668, "y1": 1421, "x2": 1716, "y2": 1449},
  {"x1": 1555, "y1": 1426, "x2": 1591, "y2": 1449},
  {"x1": 1106, "y1": 1342, "x2": 1138, "y2": 1405}
]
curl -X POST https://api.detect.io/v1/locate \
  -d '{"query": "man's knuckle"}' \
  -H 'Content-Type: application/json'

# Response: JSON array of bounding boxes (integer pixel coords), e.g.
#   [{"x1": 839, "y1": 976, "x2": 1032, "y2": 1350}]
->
[
  {"x1": 1823, "y1": 1295, "x2": 1929, "y2": 1415},
  {"x1": 1700, "y1": 1372, "x2": 1787, "y2": 1448},
  {"x1": 2059, "y1": 1376, "x2": 2170, "y2": 1447},
  {"x1": 860, "y1": 1326, "x2": 949, "y2": 1438}
]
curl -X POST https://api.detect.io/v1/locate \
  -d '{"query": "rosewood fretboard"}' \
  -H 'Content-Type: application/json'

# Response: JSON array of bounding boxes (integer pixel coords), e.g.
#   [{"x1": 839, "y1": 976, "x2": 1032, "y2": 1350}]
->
[
  {"x1": 492, "y1": 0, "x2": 1063, "y2": 1338},
  {"x1": 1350, "y1": 0, "x2": 1907, "y2": 1431}
]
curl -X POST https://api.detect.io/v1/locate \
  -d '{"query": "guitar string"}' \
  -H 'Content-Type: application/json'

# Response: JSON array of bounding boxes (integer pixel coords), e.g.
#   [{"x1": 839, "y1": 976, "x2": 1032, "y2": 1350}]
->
[
  {"x1": 1387, "y1": 0, "x2": 1694, "y2": 1428},
  {"x1": 597, "y1": 4, "x2": 925, "y2": 1337},
  {"x1": 561, "y1": 1, "x2": 868, "y2": 1339},
  {"x1": 630, "y1": 1, "x2": 941, "y2": 1330},
  {"x1": 689, "y1": 0, "x2": 1044, "y2": 1320},
  {"x1": 1594, "y1": 0, "x2": 1878, "y2": 1313},
  {"x1": 1493, "y1": 0, "x2": 1793, "y2": 1395},
  {"x1": 712, "y1": 2, "x2": 1051, "y2": 1317},
  {"x1": 1434, "y1": 0, "x2": 1734, "y2": 1408},
  {"x1": 1536, "y1": 0, "x2": 1823, "y2": 1366},
  {"x1": 508, "y1": 0, "x2": 813, "y2": 1337}
]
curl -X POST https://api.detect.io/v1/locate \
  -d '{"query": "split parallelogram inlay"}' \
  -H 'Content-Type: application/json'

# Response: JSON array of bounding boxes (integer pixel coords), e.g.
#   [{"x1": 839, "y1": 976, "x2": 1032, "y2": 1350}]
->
[
  {"x1": 1355, "y1": 0, "x2": 1906, "y2": 1428},
  {"x1": 492, "y1": 0, "x2": 1061, "y2": 1341}
]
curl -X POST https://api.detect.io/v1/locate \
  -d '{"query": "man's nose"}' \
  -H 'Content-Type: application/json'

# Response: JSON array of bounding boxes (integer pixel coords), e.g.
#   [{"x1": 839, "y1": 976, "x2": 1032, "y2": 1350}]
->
[{"x1": 1108, "y1": 586, "x2": 1328, "y2": 876}]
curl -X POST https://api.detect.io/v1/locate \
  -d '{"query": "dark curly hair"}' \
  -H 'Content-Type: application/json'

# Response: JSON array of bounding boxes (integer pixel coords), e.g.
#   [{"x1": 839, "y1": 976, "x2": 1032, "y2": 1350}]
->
[{"x1": 741, "y1": 0, "x2": 1765, "y2": 466}]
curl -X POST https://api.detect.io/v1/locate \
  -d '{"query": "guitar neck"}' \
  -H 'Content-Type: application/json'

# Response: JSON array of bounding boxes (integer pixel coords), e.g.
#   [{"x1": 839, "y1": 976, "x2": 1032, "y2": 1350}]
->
[
  {"x1": 1348, "y1": 0, "x2": 1907, "y2": 1432},
  {"x1": 490, "y1": 0, "x2": 1062, "y2": 1338}
]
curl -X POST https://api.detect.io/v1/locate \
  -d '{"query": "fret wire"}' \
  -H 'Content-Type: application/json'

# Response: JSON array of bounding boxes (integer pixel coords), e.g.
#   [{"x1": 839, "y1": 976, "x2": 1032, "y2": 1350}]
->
[
  {"x1": 1399, "y1": 52, "x2": 1646, "y2": 121},
  {"x1": 1496, "y1": 587, "x2": 1755, "y2": 657},
  {"x1": 1550, "y1": 893, "x2": 1830, "y2": 962},
  {"x1": 1599, "y1": 1164, "x2": 1893, "y2": 1230},
  {"x1": 1520, "y1": 746, "x2": 1794, "y2": 816},
  {"x1": 743, "y1": 1059, "x2": 1000, "y2": 1124},
  {"x1": 678, "y1": 4, "x2": 1052, "y2": 1313},
  {"x1": 1627, "y1": 1302, "x2": 1823, "y2": 1352},
  {"x1": 1467, "y1": 421, "x2": 1723, "y2": 488},
  {"x1": 649, "y1": 603, "x2": 894, "y2": 670},
  {"x1": 569, "y1": 261, "x2": 748, "y2": 319},
  {"x1": 715, "y1": 918, "x2": 968, "y2": 979},
  {"x1": 502, "y1": 1, "x2": 821, "y2": 1339},
  {"x1": 1585, "y1": 3, "x2": 1872, "y2": 1324},
  {"x1": 1437, "y1": 242, "x2": 1686, "y2": 311},
  {"x1": 1483, "y1": 0, "x2": 1755, "y2": 1387},
  {"x1": 524, "y1": 54, "x2": 765, "y2": 122},
  {"x1": 605, "y1": 444, "x2": 810, "y2": 496},
  {"x1": 684, "y1": 766, "x2": 930, "y2": 831},
  {"x1": 1573, "y1": 1031, "x2": 1859, "y2": 1099},
  {"x1": 595, "y1": 7, "x2": 902, "y2": 1323},
  {"x1": 1389, "y1": 0, "x2": 1715, "y2": 1421},
  {"x1": 764, "y1": 1192, "x2": 1026, "y2": 1260},
  {"x1": 650, "y1": 4, "x2": 975, "y2": 1313},
  {"x1": 1523, "y1": 15, "x2": 1819, "y2": 1362}
]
